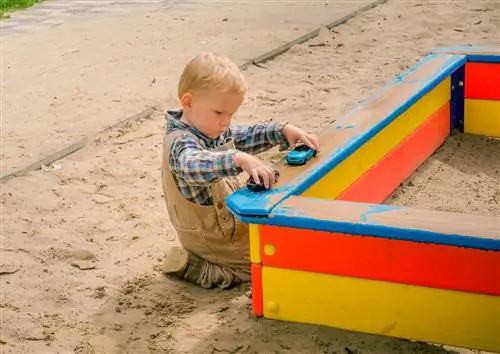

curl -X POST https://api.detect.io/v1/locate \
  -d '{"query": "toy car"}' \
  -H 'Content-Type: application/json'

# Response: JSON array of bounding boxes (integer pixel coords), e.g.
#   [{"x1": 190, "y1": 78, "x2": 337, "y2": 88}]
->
[
  {"x1": 246, "y1": 169, "x2": 280, "y2": 192},
  {"x1": 286, "y1": 144, "x2": 317, "y2": 165}
]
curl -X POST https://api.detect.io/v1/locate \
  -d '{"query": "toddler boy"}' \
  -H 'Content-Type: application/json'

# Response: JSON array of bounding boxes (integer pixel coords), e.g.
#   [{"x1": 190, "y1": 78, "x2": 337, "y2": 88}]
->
[{"x1": 160, "y1": 52, "x2": 319, "y2": 289}]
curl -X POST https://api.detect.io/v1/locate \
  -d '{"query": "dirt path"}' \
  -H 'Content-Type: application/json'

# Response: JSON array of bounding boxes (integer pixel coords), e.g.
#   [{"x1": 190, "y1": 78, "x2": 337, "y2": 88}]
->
[{"x1": 1, "y1": 0, "x2": 499, "y2": 353}]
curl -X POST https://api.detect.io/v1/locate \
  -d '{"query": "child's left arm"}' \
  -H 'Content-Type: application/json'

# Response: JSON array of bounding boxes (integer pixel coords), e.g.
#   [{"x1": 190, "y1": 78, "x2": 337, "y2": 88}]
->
[{"x1": 231, "y1": 121, "x2": 320, "y2": 154}]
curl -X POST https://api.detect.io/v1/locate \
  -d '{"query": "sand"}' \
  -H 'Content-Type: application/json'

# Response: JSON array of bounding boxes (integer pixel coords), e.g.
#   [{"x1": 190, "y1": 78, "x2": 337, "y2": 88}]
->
[
  {"x1": 1, "y1": 0, "x2": 371, "y2": 177},
  {"x1": 2, "y1": 0, "x2": 500, "y2": 353},
  {"x1": 387, "y1": 134, "x2": 500, "y2": 217}
]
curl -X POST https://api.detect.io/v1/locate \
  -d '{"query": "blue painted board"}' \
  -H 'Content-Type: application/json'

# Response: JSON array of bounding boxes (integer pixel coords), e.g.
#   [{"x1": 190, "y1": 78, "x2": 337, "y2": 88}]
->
[
  {"x1": 229, "y1": 196, "x2": 500, "y2": 251},
  {"x1": 227, "y1": 53, "x2": 466, "y2": 217},
  {"x1": 450, "y1": 64, "x2": 465, "y2": 132}
]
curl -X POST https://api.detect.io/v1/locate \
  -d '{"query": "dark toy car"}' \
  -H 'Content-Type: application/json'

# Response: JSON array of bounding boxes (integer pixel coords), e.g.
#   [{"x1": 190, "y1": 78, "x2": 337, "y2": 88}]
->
[{"x1": 246, "y1": 169, "x2": 280, "y2": 192}]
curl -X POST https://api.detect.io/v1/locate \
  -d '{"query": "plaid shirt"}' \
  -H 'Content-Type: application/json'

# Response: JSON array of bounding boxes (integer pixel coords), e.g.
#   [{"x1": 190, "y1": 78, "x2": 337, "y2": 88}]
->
[{"x1": 165, "y1": 108, "x2": 288, "y2": 205}]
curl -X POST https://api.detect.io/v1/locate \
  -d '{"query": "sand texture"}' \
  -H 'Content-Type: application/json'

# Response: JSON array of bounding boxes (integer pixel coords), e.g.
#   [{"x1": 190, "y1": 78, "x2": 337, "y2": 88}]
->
[
  {"x1": 387, "y1": 134, "x2": 500, "y2": 217},
  {"x1": 1, "y1": 0, "x2": 370, "y2": 177},
  {"x1": 2, "y1": 0, "x2": 499, "y2": 353}
]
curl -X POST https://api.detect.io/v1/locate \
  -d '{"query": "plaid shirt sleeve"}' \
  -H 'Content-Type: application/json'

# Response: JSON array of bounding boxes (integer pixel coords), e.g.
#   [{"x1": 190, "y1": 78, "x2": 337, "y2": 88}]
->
[
  {"x1": 230, "y1": 121, "x2": 288, "y2": 154},
  {"x1": 169, "y1": 135, "x2": 242, "y2": 186}
]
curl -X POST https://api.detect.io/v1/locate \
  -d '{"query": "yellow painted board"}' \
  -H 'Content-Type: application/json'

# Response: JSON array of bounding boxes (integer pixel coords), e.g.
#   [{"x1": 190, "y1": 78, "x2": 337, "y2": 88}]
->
[
  {"x1": 249, "y1": 224, "x2": 261, "y2": 264},
  {"x1": 464, "y1": 99, "x2": 500, "y2": 138},
  {"x1": 303, "y1": 78, "x2": 450, "y2": 199},
  {"x1": 262, "y1": 267, "x2": 500, "y2": 353}
]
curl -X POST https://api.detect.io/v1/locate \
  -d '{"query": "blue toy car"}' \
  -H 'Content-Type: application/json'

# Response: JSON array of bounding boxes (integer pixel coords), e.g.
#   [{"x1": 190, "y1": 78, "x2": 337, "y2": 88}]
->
[{"x1": 286, "y1": 144, "x2": 317, "y2": 166}]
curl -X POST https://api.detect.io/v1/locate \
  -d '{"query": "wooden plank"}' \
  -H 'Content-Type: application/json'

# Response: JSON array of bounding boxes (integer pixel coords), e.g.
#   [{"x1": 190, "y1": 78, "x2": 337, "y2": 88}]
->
[
  {"x1": 464, "y1": 99, "x2": 500, "y2": 138},
  {"x1": 276, "y1": 58, "x2": 456, "y2": 190},
  {"x1": 251, "y1": 264, "x2": 263, "y2": 317},
  {"x1": 268, "y1": 197, "x2": 500, "y2": 250},
  {"x1": 301, "y1": 78, "x2": 450, "y2": 199},
  {"x1": 432, "y1": 46, "x2": 500, "y2": 56},
  {"x1": 225, "y1": 54, "x2": 466, "y2": 217},
  {"x1": 262, "y1": 267, "x2": 500, "y2": 353},
  {"x1": 337, "y1": 102, "x2": 450, "y2": 203},
  {"x1": 249, "y1": 224, "x2": 261, "y2": 264},
  {"x1": 465, "y1": 63, "x2": 500, "y2": 100},
  {"x1": 432, "y1": 46, "x2": 500, "y2": 63},
  {"x1": 259, "y1": 225, "x2": 500, "y2": 296}
]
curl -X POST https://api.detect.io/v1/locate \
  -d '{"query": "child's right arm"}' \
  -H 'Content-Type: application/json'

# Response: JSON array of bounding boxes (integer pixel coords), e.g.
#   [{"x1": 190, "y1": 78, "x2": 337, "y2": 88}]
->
[
  {"x1": 233, "y1": 151, "x2": 277, "y2": 189},
  {"x1": 170, "y1": 135, "x2": 277, "y2": 189}
]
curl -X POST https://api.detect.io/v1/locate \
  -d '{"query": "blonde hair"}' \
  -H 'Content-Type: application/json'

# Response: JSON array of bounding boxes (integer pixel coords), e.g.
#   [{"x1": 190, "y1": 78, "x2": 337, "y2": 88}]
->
[{"x1": 178, "y1": 52, "x2": 247, "y2": 99}]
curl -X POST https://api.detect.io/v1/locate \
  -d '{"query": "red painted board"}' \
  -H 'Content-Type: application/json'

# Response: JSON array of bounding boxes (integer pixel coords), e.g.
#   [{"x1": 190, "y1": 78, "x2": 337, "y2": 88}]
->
[
  {"x1": 338, "y1": 102, "x2": 450, "y2": 204},
  {"x1": 251, "y1": 264, "x2": 263, "y2": 317},
  {"x1": 465, "y1": 62, "x2": 500, "y2": 100},
  {"x1": 260, "y1": 225, "x2": 500, "y2": 296}
]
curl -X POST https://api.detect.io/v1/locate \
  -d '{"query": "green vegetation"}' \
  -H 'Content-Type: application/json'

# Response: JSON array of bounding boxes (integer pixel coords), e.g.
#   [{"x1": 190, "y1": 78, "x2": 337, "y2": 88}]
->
[{"x1": 1, "y1": 0, "x2": 42, "y2": 18}]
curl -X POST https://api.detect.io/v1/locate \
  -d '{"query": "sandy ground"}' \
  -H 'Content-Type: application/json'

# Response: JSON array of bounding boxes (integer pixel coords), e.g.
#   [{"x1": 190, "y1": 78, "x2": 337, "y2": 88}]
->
[
  {"x1": 2, "y1": 0, "x2": 500, "y2": 353},
  {"x1": 1, "y1": 0, "x2": 371, "y2": 177},
  {"x1": 387, "y1": 134, "x2": 500, "y2": 217}
]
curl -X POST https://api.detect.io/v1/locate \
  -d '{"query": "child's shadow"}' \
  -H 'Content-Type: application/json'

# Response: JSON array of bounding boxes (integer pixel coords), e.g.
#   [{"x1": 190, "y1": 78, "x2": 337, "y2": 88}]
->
[{"x1": 89, "y1": 273, "x2": 464, "y2": 354}]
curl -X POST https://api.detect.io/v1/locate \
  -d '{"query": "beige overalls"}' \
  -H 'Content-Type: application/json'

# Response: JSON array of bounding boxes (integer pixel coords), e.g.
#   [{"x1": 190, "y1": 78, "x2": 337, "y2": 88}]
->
[{"x1": 161, "y1": 129, "x2": 251, "y2": 288}]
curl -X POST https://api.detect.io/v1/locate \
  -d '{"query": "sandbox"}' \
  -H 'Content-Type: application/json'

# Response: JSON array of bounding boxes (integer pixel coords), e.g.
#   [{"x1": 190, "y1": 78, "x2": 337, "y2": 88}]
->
[{"x1": 227, "y1": 46, "x2": 500, "y2": 352}]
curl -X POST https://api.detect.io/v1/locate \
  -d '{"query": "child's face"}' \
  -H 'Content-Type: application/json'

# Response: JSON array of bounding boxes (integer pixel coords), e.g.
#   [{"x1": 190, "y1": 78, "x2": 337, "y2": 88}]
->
[{"x1": 181, "y1": 88, "x2": 244, "y2": 139}]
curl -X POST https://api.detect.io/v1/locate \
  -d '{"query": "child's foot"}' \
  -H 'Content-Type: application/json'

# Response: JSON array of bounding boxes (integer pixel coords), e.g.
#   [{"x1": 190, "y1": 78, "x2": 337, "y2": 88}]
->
[
  {"x1": 160, "y1": 246, "x2": 205, "y2": 284},
  {"x1": 160, "y1": 246, "x2": 190, "y2": 277}
]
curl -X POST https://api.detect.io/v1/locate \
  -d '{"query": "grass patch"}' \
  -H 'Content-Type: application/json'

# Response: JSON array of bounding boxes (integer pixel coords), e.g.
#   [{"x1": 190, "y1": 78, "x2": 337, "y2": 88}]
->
[{"x1": 1, "y1": 0, "x2": 42, "y2": 18}]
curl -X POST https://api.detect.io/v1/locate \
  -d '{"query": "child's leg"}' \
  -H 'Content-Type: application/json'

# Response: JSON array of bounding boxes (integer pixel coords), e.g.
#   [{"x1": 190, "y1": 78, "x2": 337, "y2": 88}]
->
[{"x1": 161, "y1": 246, "x2": 250, "y2": 289}]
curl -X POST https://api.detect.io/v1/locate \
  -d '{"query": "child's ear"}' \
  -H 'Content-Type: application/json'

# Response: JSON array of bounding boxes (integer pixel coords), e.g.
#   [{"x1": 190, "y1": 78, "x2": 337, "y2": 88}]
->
[{"x1": 180, "y1": 92, "x2": 193, "y2": 109}]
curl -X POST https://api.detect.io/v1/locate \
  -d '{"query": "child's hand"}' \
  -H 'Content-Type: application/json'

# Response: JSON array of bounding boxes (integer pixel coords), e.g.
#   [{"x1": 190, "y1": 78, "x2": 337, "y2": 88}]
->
[
  {"x1": 282, "y1": 124, "x2": 320, "y2": 152},
  {"x1": 234, "y1": 152, "x2": 277, "y2": 189}
]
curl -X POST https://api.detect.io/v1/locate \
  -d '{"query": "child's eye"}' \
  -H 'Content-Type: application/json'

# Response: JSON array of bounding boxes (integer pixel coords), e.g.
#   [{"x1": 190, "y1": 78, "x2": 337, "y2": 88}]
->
[{"x1": 214, "y1": 111, "x2": 223, "y2": 115}]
